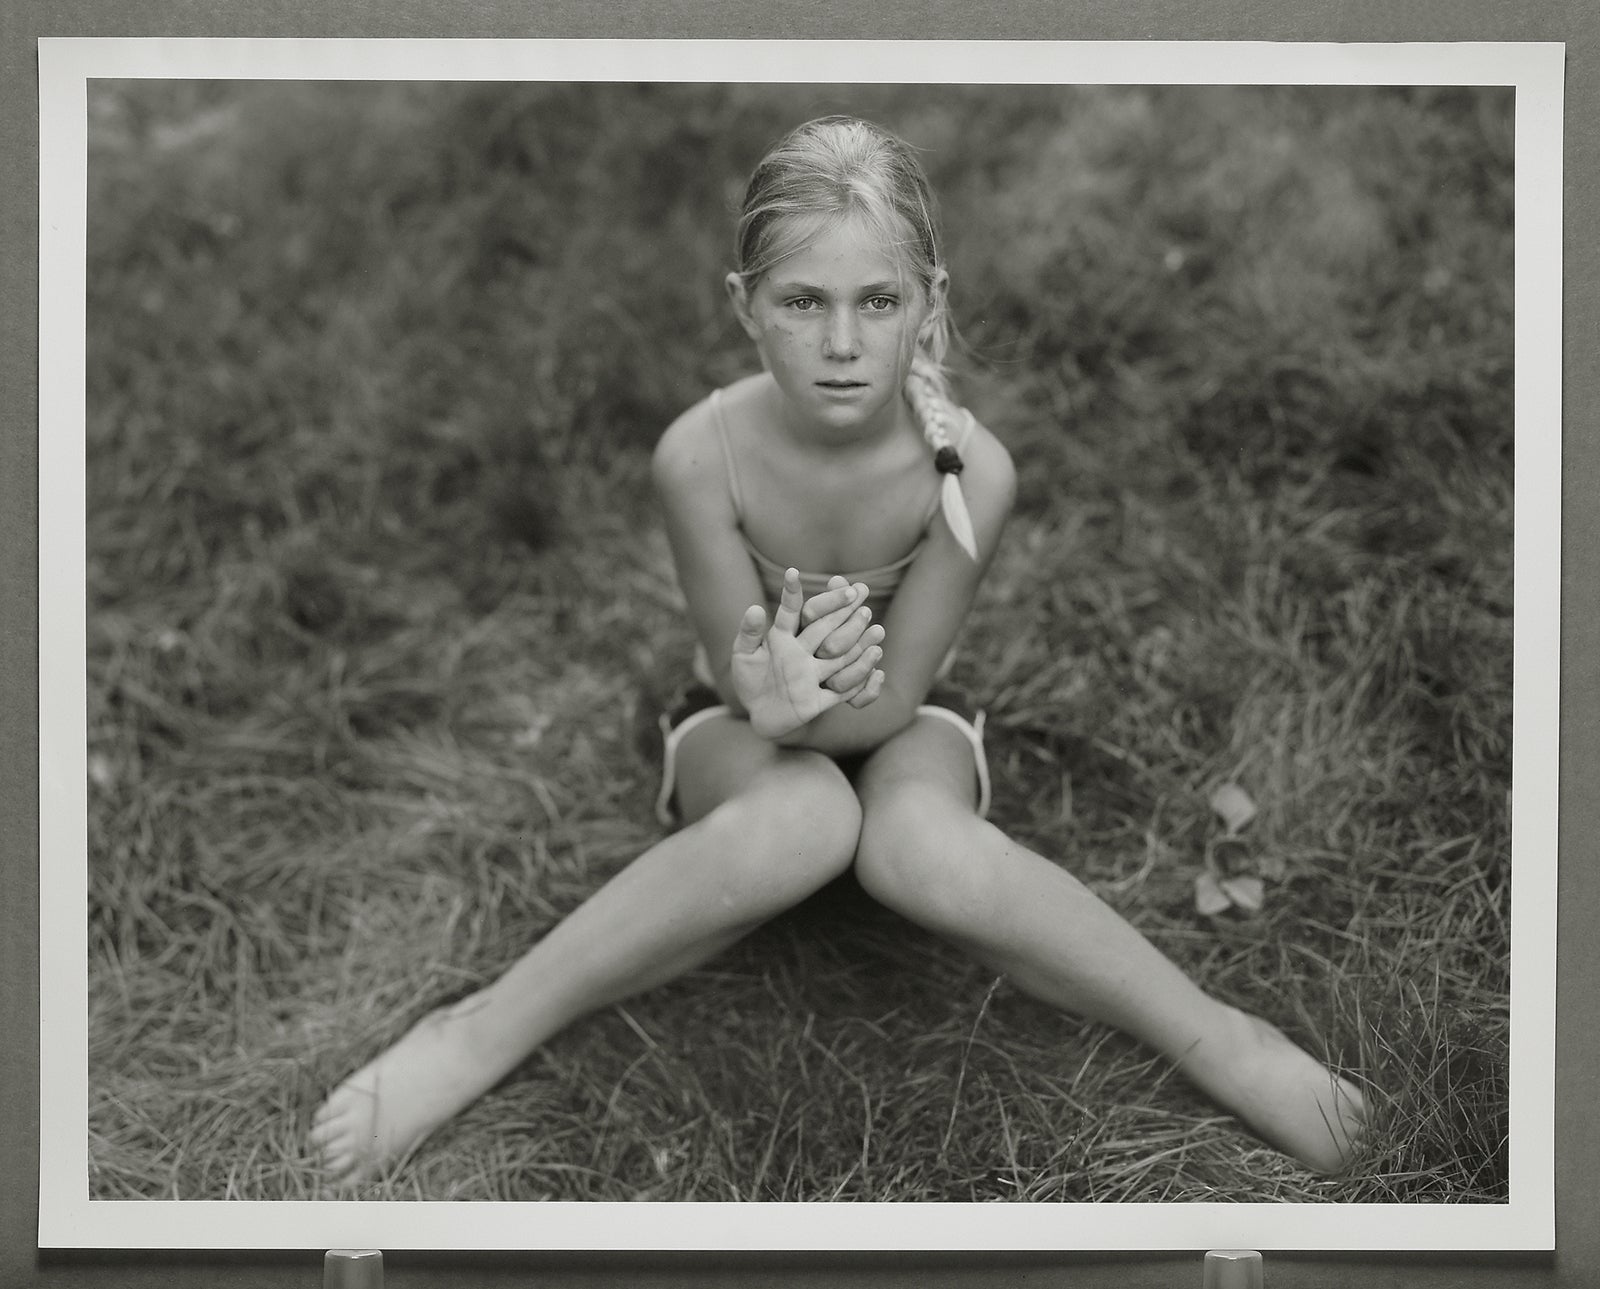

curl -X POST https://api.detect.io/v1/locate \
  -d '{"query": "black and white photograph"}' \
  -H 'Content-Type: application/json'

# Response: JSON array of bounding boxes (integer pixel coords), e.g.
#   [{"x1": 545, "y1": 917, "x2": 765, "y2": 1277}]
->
[{"x1": 37, "y1": 39, "x2": 1562, "y2": 1252}]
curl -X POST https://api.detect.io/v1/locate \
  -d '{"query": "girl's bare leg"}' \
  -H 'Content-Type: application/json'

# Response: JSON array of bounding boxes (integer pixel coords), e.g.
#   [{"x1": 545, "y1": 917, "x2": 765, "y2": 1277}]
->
[
  {"x1": 310, "y1": 717, "x2": 860, "y2": 1182},
  {"x1": 851, "y1": 717, "x2": 1366, "y2": 1174}
]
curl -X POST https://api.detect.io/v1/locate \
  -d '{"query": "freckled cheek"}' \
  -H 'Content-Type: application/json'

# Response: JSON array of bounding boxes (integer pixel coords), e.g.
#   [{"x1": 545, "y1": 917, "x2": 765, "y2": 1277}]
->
[{"x1": 757, "y1": 322, "x2": 807, "y2": 362}]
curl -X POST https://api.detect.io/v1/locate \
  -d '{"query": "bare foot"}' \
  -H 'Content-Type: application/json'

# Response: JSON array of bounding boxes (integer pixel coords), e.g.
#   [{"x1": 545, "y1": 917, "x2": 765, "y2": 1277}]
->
[
  {"x1": 1185, "y1": 1008, "x2": 1368, "y2": 1174},
  {"x1": 310, "y1": 995, "x2": 517, "y2": 1183}
]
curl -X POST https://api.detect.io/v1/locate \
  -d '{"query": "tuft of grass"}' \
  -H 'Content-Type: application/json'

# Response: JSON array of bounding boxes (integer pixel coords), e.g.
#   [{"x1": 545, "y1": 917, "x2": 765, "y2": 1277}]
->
[{"x1": 85, "y1": 82, "x2": 1512, "y2": 1202}]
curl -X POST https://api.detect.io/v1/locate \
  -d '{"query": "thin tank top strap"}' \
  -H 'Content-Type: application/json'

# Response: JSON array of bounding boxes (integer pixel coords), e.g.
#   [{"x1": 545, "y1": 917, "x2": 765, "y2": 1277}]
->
[{"x1": 709, "y1": 388, "x2": 747, "y2": 523}]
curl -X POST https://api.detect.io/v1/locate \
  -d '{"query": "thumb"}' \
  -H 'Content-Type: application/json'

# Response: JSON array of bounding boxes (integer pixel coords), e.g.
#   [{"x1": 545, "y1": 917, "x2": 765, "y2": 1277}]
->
[{"x1": 731, "y1": 604, "x2": 768, "y2": 656}]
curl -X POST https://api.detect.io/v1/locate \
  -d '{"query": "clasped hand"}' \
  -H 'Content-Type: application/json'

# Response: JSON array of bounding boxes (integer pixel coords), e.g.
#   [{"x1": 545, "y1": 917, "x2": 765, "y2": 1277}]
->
[{"x1": 731, "y1": 569, "x2": 887, "y2": 740}]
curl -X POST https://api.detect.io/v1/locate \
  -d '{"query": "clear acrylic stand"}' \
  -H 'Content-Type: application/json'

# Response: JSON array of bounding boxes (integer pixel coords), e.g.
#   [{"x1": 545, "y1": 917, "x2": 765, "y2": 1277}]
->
[
  {"x1": 1204, "y1": 1249, "x2": 1265, "y2": 1287},
  {"x1": 324, "y1": 1249, "x2": 383, "y2": 1288}
]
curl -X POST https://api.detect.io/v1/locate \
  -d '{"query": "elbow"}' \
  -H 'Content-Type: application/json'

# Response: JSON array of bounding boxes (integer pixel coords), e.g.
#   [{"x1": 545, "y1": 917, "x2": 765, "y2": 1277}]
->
[{"x1": 870, "y1": 685, "x2": 920, "y2": 737}]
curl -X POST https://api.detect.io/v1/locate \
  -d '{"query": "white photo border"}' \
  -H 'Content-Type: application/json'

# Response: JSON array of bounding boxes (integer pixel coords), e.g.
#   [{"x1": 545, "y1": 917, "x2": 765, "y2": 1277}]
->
[{"x1": 38, "y1": 37, "x2": 1564, "y2": 1252}]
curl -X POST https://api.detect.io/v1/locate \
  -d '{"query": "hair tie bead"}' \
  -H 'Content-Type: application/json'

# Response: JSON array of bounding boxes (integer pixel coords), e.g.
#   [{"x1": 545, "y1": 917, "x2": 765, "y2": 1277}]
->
[{"x1": 934, "y1": 445, "x2": 964, "y2": 475}]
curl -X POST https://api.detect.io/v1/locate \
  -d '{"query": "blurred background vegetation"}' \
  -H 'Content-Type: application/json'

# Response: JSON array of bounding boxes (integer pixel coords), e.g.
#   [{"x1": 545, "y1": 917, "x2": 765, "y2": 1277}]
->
[{"x1": 85, "y1": 82, "x2": 1512, "y2": 1202}]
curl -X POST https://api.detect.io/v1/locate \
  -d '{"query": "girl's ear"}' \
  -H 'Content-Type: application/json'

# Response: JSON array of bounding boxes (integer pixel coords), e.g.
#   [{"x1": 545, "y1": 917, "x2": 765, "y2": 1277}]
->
[
  {"x1": 918, "y1": 268, "x2": 951, "y2": 347},
  {"x1": 725, "y1": 272, "x2": 761, "y2": 341}
]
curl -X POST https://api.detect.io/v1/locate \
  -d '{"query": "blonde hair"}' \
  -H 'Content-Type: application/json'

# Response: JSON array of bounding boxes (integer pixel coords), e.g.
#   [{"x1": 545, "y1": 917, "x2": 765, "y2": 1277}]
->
[{"x1": 734, "y1": 117, "x2": 978, "y2": 559}]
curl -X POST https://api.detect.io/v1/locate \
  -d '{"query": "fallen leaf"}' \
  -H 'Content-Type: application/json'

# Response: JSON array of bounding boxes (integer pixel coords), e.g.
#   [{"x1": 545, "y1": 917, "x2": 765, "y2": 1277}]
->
[
  {"x1": 1210, "y1": 782, "x2": 1258, "y2": 834},
  {"x1": 513, "y1": 713, "x2": 553, "y2": 749},
  {"x1": 1219, "y1": 875, "x2": 1265, "y2": 912},
  {"x1": 1194, "y1": 870, "x2": 1231, "y2": 916}
]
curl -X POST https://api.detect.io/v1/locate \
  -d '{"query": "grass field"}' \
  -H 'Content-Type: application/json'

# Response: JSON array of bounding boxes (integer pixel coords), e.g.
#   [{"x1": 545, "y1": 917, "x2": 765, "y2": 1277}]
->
[{"x1": 84, "y1": 81, "x2": 1514, "y2": 1203}]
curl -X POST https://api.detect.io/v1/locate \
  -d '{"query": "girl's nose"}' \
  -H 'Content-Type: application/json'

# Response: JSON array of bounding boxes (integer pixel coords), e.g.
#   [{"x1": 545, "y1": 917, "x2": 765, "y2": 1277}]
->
[{"x1": 823, "y1": 311, "x2": 861, "y2": 359}]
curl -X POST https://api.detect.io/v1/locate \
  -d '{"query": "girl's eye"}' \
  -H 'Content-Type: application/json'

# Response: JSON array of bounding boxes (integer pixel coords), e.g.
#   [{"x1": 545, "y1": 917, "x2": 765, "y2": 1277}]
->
[
  {"x1": 865, "y1": 296, "x2": 898, "y2": 313},
  {"x1": 787, "y1": 297, "x2": 820, "y2": 312}
]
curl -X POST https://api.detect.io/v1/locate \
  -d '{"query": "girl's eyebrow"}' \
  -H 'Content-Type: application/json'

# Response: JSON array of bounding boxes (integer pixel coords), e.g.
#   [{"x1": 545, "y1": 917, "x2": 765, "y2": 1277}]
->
[{"x1": 769, "y1": 279, "x2": 903, "y2": 296}]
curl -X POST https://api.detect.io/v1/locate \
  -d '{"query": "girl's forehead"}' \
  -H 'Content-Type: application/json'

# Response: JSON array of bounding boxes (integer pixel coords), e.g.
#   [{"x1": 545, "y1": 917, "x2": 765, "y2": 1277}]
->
[{"x1": 763, "y1": 214, "x2": 913, "y2": 284}]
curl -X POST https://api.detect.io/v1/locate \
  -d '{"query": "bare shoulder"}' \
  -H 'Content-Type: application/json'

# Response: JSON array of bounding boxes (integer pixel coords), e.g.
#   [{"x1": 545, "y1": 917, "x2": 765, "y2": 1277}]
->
[
  {"x1": 651, "y1": 374, "x2": 769, "y2": 499},
  {"x1": 652, "y1": 396, "x2": 714, "y2": 482},
  {"x1": 651, "y1": 398, "x2": 733, "y2": 519},
  {"x1": 958, "y1": 411, "x2": 1018, "y2": 520}
]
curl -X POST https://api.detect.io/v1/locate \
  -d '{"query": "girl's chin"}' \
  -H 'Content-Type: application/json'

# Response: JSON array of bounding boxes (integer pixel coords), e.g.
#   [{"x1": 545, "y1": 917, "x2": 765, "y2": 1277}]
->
[{"x1": 807, "y1": 401, "x2": 895, "y2": 433}]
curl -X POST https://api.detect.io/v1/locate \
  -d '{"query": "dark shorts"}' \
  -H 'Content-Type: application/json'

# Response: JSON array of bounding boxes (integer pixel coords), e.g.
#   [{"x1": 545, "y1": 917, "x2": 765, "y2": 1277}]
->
[{"x1": 653, "y1": 684, "x2": 990, "y2": 826}]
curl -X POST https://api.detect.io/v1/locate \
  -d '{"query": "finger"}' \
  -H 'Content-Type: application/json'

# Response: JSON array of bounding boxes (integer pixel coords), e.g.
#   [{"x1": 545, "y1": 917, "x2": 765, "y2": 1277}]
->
[
  {"x1": 796, "y1": 583, "x2": 870, "y2": 652},
  {"x1": 824, "y1": 642, "x2": 883, "y2": 695},
  {"x1": 799, "y1": 576, "x2": 858, "y2": 630},
  {"x1": 846, "y1": 669, "x2": 886, "y2": 708},
  {"x1": 817, "y1": 604, "x2": 874, "y2": 660},
  {"x1": 819, "y1": 622, "x2": 886, "y2": 682},
  {"x1": 731, "y1": 604, "x2": 768, "y2": 656},
  {"x1": 771, "y1": 568, "x2": 805, "y2": 636}
]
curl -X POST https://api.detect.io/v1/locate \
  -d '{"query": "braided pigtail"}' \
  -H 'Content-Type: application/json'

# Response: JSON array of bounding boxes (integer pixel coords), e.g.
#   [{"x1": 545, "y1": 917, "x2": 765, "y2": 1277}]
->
[{"x1": 905, "y1": 356, "x2": 979, "y2": 561}]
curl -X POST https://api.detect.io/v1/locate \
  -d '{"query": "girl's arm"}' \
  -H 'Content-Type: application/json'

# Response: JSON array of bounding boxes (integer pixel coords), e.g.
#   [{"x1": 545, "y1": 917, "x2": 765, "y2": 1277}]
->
[
  {"x1": 652, "y1": 402, "x2": 769, "y2": 709},
  {"x1": 779, "y1": 422, "x2": 1017, "y2": 757}
]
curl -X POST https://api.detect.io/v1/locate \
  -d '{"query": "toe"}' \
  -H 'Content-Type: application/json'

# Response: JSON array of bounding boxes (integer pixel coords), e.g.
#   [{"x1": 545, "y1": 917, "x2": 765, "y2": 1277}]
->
[
  {"x1": 311, "y1": 1095, "x2": 362, "y2": 1131},
  {"x1": 316, "y1": 1134, "x2": 359, "y2": 1176},
  {"x1": 308, "y1": 1118, "x2": 346, "y2": 1148}
]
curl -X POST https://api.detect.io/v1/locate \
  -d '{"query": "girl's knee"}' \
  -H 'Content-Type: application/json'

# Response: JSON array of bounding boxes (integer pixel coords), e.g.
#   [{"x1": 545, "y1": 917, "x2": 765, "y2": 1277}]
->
[
  {"x1": 703, "y1": 753, "x2": 861, "y2": 908},
  {"x1": 855, "y1": 781, "x2": 986, "y2": 924},
  {"x1": 771, "y1": 755, "x2": 863, "y2": 870}
]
